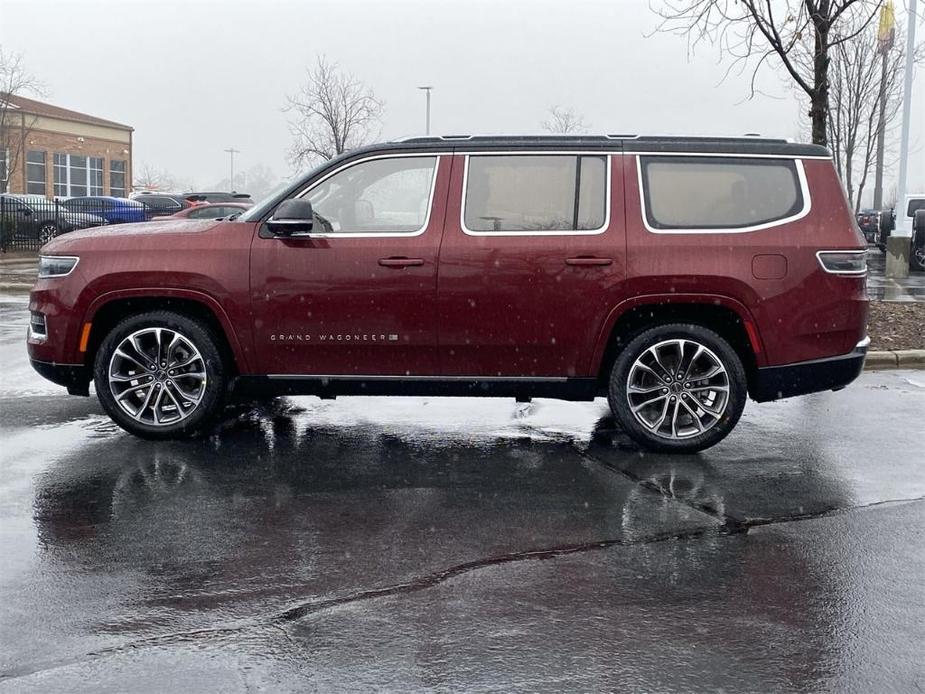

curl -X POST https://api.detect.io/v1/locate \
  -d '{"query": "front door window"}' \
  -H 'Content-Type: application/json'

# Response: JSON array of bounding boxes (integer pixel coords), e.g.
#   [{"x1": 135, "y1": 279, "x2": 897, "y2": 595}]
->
[{"x1": 304, "y1": 156, "x2": 438, "y2": 235}]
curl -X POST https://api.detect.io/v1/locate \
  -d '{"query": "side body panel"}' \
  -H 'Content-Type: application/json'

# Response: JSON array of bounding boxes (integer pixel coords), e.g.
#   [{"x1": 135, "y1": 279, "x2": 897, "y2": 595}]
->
[
  {"x1": 614, "y1": 155, "x2": 867, "y2": 371},
  {"x1": 27, "y1": 221, "x2": 257, "y2": 370},
  {"x1": 247, "y1": 155, "x2": 451, "y2": 376},
  {"x1": 436, "y1": 153, "x2": 627, "y2": 378}
]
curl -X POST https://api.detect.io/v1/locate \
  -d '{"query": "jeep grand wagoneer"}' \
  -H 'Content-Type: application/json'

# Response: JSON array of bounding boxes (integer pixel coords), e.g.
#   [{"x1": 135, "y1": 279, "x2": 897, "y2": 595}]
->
[{"x1": 28, "y1": 135, "x2": 868, "y2": 452}]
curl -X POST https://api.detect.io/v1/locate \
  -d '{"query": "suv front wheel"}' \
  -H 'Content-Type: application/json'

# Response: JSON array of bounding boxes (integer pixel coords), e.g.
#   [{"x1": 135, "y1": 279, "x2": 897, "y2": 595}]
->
[
  {"x1": 608, "y1": 323, "x2": 747, "y2": 453},
  {"x1": 93, "y1": 311, "x2": 227, "y2": 439}
]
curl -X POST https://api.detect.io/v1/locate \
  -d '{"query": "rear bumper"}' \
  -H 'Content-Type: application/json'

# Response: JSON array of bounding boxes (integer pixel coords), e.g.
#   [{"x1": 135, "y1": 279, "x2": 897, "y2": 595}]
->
[
  {"x1": 30, "y1": 359, "x2": 91, "y2": 396},
  {"x1": 750, "y1": 337, "x2": 869, "y2": 402}
]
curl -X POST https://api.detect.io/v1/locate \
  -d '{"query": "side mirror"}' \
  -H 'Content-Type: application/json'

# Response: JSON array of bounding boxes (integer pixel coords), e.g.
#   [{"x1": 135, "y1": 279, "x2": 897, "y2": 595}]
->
[
  {"x1": 23, "y1": 208, "x2": 33, "y2": 217},
  {"x1": 267, "y1": 198, "x2": 314, "y2": 235}
]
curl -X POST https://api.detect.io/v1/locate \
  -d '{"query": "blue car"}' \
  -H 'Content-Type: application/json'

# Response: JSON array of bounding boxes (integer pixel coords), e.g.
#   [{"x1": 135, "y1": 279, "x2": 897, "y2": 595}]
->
[{"x1": 61, "y1": 196, "x2": 147, "y2": 224}]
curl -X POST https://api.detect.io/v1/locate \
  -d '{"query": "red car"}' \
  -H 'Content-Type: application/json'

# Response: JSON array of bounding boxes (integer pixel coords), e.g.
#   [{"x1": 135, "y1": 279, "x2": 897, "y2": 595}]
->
[
  {"x1": 155, "y1": 202, "x2": 252, "y2": 221},
  {"x1": 27, "y1": 135, "x2": 868, "y2": 452}
]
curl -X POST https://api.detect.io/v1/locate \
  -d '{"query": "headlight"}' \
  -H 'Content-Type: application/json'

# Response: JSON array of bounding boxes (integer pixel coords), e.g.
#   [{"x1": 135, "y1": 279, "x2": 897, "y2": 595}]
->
[
  {"x1": 816, "y1": 250, "x2": 867, "y2": 275},
  {"x1": 38, "y1": 256, "x2": 80, "y2": 278}
]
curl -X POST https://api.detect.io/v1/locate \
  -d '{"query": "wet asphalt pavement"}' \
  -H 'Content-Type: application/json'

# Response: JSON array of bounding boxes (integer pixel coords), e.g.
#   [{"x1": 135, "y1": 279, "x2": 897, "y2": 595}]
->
[{"x1": 1, "y1": 294, "x2": 924, "y2": 692}]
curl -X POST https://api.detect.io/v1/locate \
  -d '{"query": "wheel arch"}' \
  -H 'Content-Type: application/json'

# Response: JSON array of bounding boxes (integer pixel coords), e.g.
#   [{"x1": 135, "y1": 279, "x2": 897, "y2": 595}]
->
[
  {"x1": 591, "y1": 295, "x2": 764, "y2": 393},
  {"x1": 81, "y1": 290, "x2": 249, "y2": 375}
]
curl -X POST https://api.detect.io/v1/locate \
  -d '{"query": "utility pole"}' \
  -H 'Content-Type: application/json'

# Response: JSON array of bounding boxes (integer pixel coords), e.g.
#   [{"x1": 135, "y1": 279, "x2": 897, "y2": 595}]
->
[
  {"x1": 886, "y1": 0, "x2": 917, "y2": 279},
  {"x1": 417, "y1": 86, "x2": 432, "y2": 135},
  {"x1": 873, "y1": 0, "x2": 896, "y2": 210},
  {"x1": 224, "y1": 147, "x2": 239, "y2": 192}
]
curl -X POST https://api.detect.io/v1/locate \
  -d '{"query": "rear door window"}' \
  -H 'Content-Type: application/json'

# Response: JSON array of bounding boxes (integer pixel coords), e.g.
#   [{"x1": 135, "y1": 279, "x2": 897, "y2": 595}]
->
[
  {"x1": 463, "y1": 155, "x2": 607, "y2": 234},
  {"x1": 639, "y1": 156, "x2": 805, "y2": 231}
]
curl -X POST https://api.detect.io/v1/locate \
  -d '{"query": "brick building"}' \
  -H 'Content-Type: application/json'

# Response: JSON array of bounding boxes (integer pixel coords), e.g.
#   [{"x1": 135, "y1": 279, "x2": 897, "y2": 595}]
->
[{"x1": 0, "y1": 94, "x2": 133, "y2": 198}]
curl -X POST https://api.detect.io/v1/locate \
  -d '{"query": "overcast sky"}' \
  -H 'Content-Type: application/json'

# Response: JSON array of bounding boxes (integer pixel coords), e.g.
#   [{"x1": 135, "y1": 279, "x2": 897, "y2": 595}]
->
[{"x1": 2, "y1": 0, "x2": 923, "y2": 196}]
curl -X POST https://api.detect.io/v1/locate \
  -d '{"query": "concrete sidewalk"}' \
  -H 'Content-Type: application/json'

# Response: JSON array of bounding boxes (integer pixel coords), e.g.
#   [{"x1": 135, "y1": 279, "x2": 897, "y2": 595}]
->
[{"x1": 0, "y1": 252, "x2": 38, "y2": 293}]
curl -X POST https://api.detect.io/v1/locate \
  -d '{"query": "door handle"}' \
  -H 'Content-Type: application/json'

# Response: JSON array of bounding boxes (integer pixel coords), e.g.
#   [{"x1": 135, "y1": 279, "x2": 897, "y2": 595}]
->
[
  {"x1": 378, "y1": 257, "x2": 425, "y2": 268},
  {"x1": 565, "y1": 257, "x2": 613, "y2": 266}
]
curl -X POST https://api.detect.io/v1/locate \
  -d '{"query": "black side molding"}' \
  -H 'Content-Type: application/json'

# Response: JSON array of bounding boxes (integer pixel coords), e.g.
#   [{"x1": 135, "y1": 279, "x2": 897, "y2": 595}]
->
[
  {"x1": 750, "y1": 340, "x2": 868, "y2": 402},
  {"x1": 29, "y1": 359, "x2": 91, "y2": 396},
  {"x1": 231, "y1": 375, "x2": 600, "y2": 402}
]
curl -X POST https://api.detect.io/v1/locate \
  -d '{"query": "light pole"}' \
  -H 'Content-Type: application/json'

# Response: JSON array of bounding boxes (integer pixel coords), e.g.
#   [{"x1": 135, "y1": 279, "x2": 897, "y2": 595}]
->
[
  {"x1": 886, "y1": 0, "x2": 918, "y2": 279},
  {"x1": 417, "y1": 86, "x2": 432, "y2": 135},
  {"x1": 224, "y1": 147, "x2": 239, "y2": 192}
]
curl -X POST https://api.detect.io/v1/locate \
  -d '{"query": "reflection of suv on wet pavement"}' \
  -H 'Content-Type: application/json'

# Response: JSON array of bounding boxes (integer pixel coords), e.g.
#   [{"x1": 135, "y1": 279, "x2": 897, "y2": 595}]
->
[{"x1": 27, "y1": 135, "x2": 869, "y2": 452}]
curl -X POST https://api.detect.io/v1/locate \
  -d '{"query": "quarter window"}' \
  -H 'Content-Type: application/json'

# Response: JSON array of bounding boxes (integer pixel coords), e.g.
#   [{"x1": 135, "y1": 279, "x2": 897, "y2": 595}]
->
[
  {"x1": 26, "y1": 151, "x2": 47, "y2": 195},
  {"x1": 463, "y1": 155, "x2": 607, "y2": 233},
  {"x1": 640, "y1": 156, "x2": 804, "y2": 230},
  {"x1": 304, "y1": 156, "x2": 438, "y2": 234}
]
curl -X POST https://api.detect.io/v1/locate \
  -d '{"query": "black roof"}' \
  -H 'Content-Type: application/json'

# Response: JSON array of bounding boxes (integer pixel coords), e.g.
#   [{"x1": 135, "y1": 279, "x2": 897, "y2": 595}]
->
[{"x1": 351, "y1": 134, "x2": 828, "y2": 158}]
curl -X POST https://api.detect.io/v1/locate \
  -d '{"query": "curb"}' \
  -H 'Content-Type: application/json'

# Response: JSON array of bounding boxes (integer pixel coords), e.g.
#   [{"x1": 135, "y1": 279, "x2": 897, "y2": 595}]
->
[{"x1": 864, "y1": 350, "x2": 925, "y2": 370}]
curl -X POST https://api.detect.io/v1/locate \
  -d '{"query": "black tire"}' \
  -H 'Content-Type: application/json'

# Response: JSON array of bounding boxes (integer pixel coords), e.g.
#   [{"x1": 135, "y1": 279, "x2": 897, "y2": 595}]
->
[
  {"x1": 607, "y1": 323, "x2": 747, "y2": 453},
  {"x1": 93, "y1": 310, "x2": 227, "y2": 439}
]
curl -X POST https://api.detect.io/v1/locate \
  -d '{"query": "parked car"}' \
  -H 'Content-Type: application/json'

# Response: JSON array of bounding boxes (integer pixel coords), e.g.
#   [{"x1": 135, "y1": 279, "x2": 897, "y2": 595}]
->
[
  {"x1": 182, "y1": 191, "x2": 254, "y2": 205},
  {"x1": 911, "y1": 208, "x2": 925, "y2": 272},
  {"x1": 856, "y1": 208, "x2": 880, "y2": 244},
  {"x1": 0, "y1": 193, "x2": 106, "y2": 243},
  {"x1": 130, "y1": 193, "x2": 196, "y2": 218},
  {"x1": 61, "y1": 196, "x2": 146, "y2": 224},
  {"x1": 155, "y1": 202, "x2": 252, "y2": 221},
  {"x1": 877, "y1": 208, "x2": 895, "y2": 252},
  {"x1": 28, "y1": 134, "x2": 868, "y2": 452}
]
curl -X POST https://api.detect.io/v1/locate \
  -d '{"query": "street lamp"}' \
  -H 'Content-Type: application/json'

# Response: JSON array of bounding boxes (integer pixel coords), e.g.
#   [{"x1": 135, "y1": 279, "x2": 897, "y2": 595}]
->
[
  {"x1": 224, "y1": 147, "x2": 239, "y2": 192},
  {"x1": 417, "y1": 86, "x2": 432, "y2": 135}
]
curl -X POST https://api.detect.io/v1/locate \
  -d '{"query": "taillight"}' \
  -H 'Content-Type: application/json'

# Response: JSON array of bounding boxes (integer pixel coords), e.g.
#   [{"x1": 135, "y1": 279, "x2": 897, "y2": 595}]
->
[{"x1": 816, "y1": 250, "x2": 867, "y2": 275}]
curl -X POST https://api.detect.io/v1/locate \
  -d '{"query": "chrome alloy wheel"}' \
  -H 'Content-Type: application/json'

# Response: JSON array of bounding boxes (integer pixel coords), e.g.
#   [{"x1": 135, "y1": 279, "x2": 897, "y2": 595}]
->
[
  {"x1": 625, "y1": 339, "x2": 730, "y2": 440},
  {"x1": 108, "y1": 327, "x2": 207, "y2": 426}
]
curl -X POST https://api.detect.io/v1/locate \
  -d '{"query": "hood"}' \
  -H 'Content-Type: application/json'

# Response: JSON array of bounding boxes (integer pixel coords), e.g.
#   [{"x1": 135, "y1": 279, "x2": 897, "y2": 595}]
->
[{"x1": 42, "y1": 219, "x2": 224, "y2": 254}]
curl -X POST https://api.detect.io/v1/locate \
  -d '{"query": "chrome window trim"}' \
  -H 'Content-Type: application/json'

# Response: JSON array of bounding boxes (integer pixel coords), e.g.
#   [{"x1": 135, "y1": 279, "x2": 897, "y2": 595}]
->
[
  {"x1": 267, "y1": 374, "x2": 570, "y2": 382},
  {"x1": 290, "y1": 153, "x2": 442, "y2": 239},
  {"x1": 636, "y1": 155, "x2": 813, "y2": 235},
  {"x1": 815, "y1": 250, "x2": 868, "y2": 276},
  {"x1": 460, "y1": 153, "x2": 612, "y2": 237}
]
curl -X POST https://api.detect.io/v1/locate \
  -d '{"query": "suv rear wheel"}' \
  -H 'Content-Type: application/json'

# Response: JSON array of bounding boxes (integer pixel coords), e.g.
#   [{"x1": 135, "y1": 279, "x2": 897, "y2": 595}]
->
[
  {"x1": 608, "y1": 323, "x2": 747, "y2": 453},
  {"x1": 93, "y1": 311, "x2": 227, "y2": 439}
]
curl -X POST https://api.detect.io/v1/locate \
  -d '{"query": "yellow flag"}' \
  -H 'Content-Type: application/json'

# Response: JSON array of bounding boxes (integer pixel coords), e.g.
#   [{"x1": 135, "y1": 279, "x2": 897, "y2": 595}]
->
[{"x1": 878, "y1": 0, "x2": 895, "y2": 54}]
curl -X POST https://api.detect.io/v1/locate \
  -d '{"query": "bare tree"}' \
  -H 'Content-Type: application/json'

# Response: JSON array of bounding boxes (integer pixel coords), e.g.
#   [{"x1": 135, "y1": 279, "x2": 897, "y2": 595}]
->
[
  {"x1": 133, "y1": 163, "x2": 177, "y2": 191},
  {"x1": 824, "y1": 24, "x2": 917, "y2": 210},
  {"x1": 286, "y1": 56, "x2": 383, "y2": 167},
  {"x1": 0, "y1": 48, "x2": 43, "y2": 193},
  {"x1": 542, "y1": 105, "x2": 589, "y2": 134},
  {"x1": 652, "y1": 0, "x2": 884, "y2": 145}
]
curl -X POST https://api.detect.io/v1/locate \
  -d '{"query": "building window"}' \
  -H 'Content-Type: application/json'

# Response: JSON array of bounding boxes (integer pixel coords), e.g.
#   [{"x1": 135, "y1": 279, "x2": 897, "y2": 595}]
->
[
  {"x1": 54, "y1": 153, "x2": 68, "y2": 197},
  {"x1": 0, "y1": 148, "x2": 8, "y2": 190},
  {"x1": 110, "y1": 159, "x2": 126, "y2": 197},
  {"x1": 89, "y1": 157, "x2": 104, "y2": 195},
  {"x1": 69, "y1": 155, "x2": 88, "y2": 196},
  {"x1": 52, "y1": 153, "x2": 108, "y2": 197},
  {"x1": 26, "y1": 151, "x2": 47, "y2": 195}
]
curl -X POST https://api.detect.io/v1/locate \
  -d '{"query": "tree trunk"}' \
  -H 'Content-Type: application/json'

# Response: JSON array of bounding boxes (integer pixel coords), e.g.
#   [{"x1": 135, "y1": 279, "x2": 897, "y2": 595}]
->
[{"x1": 810, "y1": 14, "x2": 831, "y2": 146}]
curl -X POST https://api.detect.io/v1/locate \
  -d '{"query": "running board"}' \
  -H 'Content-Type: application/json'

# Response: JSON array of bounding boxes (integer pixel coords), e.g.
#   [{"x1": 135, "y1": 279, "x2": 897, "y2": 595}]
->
[{"x1": 231, "y1": 375, "x2": 600, "y2": 401}]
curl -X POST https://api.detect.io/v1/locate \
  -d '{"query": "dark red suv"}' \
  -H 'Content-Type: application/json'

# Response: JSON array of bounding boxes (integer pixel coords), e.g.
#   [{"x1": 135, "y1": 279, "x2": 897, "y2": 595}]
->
[{"x1": 27, "y1": 135, "x2": 868, "y2": 452}]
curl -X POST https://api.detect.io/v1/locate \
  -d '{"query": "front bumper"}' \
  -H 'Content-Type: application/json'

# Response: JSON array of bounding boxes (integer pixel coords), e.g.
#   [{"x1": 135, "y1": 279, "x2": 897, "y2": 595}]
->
[
  {"x1": 751, "y1": 337, "x2": 869, "y2": 402},
  {"x1": 30, "y1": 359, "x2": 91, "y2": 396}
]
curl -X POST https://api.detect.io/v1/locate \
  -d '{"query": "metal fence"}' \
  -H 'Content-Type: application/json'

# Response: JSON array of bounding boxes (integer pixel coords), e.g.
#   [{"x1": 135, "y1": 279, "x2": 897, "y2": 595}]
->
[{"x1": 0, "y1": 195, "x2": 168, "y2": 252}]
